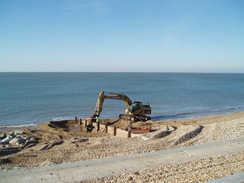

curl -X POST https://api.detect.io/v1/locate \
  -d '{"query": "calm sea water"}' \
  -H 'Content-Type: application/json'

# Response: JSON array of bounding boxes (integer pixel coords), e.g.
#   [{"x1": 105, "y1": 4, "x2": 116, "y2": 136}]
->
[{"x1": 0, "y1": 72, "x2": 244, "y2": 126}]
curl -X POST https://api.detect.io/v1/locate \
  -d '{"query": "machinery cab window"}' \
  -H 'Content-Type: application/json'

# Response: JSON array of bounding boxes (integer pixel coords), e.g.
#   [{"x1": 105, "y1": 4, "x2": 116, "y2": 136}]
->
[{"x1": 130, "y1": 101, "x2": 142, "y2": 112}]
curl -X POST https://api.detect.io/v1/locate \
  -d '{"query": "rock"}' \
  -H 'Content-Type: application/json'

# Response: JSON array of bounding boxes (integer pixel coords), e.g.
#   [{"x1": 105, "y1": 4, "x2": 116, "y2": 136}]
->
[
  {"x1": 0, "y1": 132, "x2": 7, "y2": 139},
  {"x1": 9, "y1": 137, "x2": 26, "y2": 145},
  {"x1": 20, "y1": 136, "x2": 34, "y2": 140},
  {"x1": 16, "y1": 141, "x2": 25, "y2": 146},
  {"x1": 5, "y1": 144, "x2": 10, "y2": 148},
  {"x1": 1, "y1": 135, "x2": 13, "y2": 144},
  {"x1": 19, "y1": 139, "x2": 38, "y2": 149},
  {"x1": 17, "y1": 138, "x2": 26, "y2": 145},
  {"x1": 27, "y1": 139, "x2": 37, "y2": 144},
  {"x1": 14, "y1": 129, "x2": 24, "y2": 135},
  {"x1": 0, "y1": 144, "x2": 6, "y2": 149},
  {"x1": 141, "y1": 136, "x2": 150, "y2": 140},
  {"x1": 9, "y1": 137, "x2": 19, "y2": 145},
  {"x1": 18, "y1": 135, "x2": 27, "y2": 140},
  {"x1": 8, "y1": 131, "x2": 14, "y2": 136}
]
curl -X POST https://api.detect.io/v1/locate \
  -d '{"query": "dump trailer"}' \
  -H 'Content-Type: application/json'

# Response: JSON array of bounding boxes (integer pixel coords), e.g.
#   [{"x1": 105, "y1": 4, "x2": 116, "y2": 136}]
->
[{"x1": 91, "y1": 91, "x2": 151, "y2": 122}]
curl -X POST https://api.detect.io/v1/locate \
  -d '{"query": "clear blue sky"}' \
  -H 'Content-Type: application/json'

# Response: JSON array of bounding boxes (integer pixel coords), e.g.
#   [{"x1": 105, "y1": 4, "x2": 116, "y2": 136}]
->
[{"x1": 0, "y1": 0, "x2": 243, "y2": 72}]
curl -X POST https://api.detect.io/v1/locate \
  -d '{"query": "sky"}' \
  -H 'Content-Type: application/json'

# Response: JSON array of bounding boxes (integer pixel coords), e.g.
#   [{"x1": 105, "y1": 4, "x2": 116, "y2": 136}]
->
[{"x1": 0, "y1": 0, "x2": 244, "y2": 73}]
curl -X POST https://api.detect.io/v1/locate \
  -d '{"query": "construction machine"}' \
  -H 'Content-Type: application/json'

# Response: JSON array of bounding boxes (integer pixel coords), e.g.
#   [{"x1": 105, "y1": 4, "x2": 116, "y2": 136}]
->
[{"x1": 91, "y1": 91, "x2": 151, "y2": 122}]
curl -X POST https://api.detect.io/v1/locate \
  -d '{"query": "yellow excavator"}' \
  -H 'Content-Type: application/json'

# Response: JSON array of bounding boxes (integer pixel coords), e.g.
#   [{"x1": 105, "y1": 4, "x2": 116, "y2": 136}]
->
[{"x1": 91, "y1": 91, "x2": 151, "y2": 122}]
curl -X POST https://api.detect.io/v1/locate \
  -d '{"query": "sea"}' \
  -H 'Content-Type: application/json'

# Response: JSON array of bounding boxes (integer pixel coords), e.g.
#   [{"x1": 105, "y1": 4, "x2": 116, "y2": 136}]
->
[{"x1": 0, "y1": 72, "x2": 244, "y2": 127}]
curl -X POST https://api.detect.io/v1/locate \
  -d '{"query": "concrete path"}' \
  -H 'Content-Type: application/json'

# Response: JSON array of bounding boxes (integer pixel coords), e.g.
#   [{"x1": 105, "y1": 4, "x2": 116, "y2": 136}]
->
[
  {"x1": 207, "y1": 171, "x2": 244, "y2": 183},
  {"x1": 0, "y1": 138, "x2": 243, "y2": 183}
]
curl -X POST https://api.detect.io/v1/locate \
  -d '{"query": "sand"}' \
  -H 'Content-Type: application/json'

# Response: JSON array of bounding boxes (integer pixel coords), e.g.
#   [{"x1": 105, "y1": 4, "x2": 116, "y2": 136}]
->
[{"x1": 0, "y1": 112, "x2": 243, "y2": 182}]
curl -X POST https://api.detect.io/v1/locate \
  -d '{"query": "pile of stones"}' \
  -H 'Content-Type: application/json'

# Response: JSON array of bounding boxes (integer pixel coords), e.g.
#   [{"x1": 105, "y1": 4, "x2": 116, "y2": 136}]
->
[{"x1": 0, "y1": 130, "x2": 37, "y2": 149}]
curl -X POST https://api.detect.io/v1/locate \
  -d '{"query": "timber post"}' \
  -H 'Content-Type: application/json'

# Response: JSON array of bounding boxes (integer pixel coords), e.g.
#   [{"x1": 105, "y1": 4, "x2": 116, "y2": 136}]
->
[
  {"x1": 113, "y1": 126, "x2": 117, "y2": 136},
  {"x1": 97, "y1": 121, "x2": 100, "y2": 131},
  {"x1": 128, "y1": 130, "x2": 131, "y2": 138}
]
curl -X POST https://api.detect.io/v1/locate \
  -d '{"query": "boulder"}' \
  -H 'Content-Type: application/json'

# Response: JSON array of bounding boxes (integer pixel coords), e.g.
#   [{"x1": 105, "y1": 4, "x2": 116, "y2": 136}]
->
[
  {"x1": 14, "y1": 129, "x2": 24, "y2": 135},
  {"x1": 8, "y1": 131, "x2": 14, "y2": 136},
  {"x1": 1, "y1": 135, "x2": 13, "y2": 144},
  {"x1": 0, "y1": 144, "x2": 6, "y2": 149},
  {"x1": 0, "y1": 132, "x2": 7, "y2": 140},
  {"x1": 5, "y1": 144, "x2": 10, "y2": 148},
  {"x1": 17, "y1": 138, "x2": 26, "y2": 145},
  {"x1": 9, "y1": 137, "x2": 26, "y2": 145}
]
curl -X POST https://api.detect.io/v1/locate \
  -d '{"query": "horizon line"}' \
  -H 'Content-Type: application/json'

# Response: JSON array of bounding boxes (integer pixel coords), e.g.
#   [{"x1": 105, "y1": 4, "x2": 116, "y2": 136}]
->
[{"x1": 0, "y1": 71, "x2": 243, "y2": 74}]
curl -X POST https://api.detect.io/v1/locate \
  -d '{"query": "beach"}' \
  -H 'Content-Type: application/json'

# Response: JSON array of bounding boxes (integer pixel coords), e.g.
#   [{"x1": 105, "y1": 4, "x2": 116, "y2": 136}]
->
[
  {"x1": 1, "y1": 0, "x2": 244, "y2": 181},
  {"x1": 0, "y1": 111, "x2": 243, "y2": 182}
]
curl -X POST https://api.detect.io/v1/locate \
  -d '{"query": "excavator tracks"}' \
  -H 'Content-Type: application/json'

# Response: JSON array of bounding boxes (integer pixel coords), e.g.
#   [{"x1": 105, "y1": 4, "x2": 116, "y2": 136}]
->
[{"x1": 119, "y1": 114, "x2": 151, "y2": 122}]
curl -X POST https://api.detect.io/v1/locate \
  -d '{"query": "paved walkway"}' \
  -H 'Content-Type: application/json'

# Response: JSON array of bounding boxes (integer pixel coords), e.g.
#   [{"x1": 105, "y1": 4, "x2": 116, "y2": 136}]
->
[
  {"x1": 207, "y1": 171, "x2": 244, "y2": 183},
  {"x1": 0, "y1": 138, "x2": 243, "y2": 183}
]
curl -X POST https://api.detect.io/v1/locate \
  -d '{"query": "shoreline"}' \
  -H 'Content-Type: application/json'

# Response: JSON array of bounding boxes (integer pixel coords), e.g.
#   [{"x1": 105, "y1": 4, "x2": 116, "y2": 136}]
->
[
  {"x1": 0, "y1": 124, "x2": 40, "y2": 133},
  {"x1": 1, "y1": 107, "x2": 244, "y2": 129}
]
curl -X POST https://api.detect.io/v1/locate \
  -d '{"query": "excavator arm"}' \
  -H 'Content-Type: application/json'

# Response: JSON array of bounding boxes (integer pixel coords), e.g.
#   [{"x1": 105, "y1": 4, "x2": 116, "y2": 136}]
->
[{"x1": 92, "y1": 91, "x2": 132, "y2": 118}]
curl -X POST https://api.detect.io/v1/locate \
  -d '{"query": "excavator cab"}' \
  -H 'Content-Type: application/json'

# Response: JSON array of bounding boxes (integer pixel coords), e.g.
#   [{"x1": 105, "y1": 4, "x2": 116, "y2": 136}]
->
[
  {"x1": 129, "y1": 101, "x2": 151, "y2": 115},
  {"x1": 129, "y1": 101, "x2": 142, "y2": 113}
]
